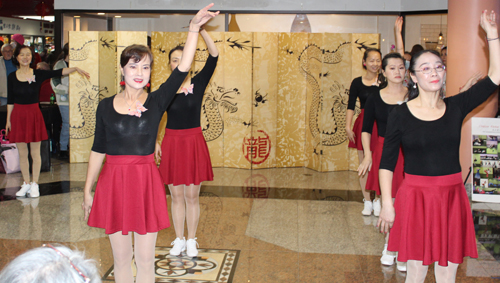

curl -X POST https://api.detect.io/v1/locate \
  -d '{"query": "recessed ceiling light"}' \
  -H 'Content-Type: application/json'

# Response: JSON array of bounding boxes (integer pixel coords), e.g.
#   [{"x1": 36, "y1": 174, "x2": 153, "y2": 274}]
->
[
  {"x1": 74, "y1": 16, "x2": 80, "y2": 18},
  {"x1": 115, "y1": 15, "x2": 122, "y2": 18},
  {"x1": 97, "y1": 13, "x2": 105, "y2": 15}
]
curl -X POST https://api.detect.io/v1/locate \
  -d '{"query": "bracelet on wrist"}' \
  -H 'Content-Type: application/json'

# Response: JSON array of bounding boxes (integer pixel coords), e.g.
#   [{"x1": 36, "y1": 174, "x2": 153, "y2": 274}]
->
[{"x1": 487, "y1": 37, "x2": 499, "y2": 41}]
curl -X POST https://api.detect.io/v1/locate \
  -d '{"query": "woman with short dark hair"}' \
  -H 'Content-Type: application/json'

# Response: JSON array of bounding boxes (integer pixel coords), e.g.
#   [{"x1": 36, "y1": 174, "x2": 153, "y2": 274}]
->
[{"x1": 82, "y1": 4, "x2": 219, "y2": 282}]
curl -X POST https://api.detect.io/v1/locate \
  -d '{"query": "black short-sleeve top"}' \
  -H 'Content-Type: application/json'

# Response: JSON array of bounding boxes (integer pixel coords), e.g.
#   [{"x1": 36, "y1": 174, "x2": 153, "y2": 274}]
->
[{"x1": 361, "y1": 91, "x2": 402, "y2": 137}]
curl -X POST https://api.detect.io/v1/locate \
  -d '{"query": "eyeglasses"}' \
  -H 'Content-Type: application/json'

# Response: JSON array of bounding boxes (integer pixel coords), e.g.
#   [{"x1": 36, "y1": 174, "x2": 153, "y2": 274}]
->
[
  {"x1": 414, "y1": 65, "x2": 446, "y2": 74},
  {"x1": 43, "y1": 244, "x2": 90, "y2": 283}
]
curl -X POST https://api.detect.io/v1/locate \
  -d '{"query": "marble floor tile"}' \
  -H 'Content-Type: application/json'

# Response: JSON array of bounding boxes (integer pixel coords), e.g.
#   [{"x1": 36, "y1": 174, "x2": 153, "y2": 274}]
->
[{"x1": 0, "y1": 166, "x2": 498, "y2": 282}]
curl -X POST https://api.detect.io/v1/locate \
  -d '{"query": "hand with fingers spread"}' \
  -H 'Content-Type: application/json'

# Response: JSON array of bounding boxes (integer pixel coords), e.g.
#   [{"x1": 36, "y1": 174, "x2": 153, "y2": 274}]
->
[
  {"x1": 460, "y1": 72, "x2": 484, "y2": 92},
  {"x1": 190, "y1": 3, "x2": 220, "y2": 30},
  {"x1": 480, "y1": 10, "x2": 498, "y2": 39}
]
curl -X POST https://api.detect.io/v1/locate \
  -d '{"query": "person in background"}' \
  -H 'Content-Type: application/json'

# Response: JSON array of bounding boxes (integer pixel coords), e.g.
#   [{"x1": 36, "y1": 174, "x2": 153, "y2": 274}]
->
[
  {"x1": 0, "y1": 244, "x2": 101, "y2": 283},
  {"x1": 0, "y1": 43, "x2": 15, "y2": 106},
  {"x1": 51, "y1": 43, "x2": 70, "y2": 159},
  {"x1": 409, "y1": 44, "x2": 424, "y2": 57},
  {"x1": 8, "y1": 44, "x2": 89, "y2": 199},
  {"x1": 440, "y1": 47, "x2": 447, "y2": 66},
  {"x1": 11, "y1": 33, "x2": 24, "y2": 49},
  {"x1": 346, "y1": 48, "x2": 382, "y2": 216},
  {"x1": 37, "y1": 62, "x2": 53, "y2": 104}
]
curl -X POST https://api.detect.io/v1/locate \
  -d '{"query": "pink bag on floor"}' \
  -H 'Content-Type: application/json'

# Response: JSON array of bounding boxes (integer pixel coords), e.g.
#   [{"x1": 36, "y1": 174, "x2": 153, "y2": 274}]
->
[{"x1": 0, "y1": 130, "x2": 20, "y2": 174}]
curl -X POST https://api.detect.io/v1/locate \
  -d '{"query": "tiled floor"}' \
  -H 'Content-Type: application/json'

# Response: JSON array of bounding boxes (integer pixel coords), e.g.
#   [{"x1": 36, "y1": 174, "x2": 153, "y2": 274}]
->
[{"x1": 0, "y1": 158, "x2": 499, "y2": 282}]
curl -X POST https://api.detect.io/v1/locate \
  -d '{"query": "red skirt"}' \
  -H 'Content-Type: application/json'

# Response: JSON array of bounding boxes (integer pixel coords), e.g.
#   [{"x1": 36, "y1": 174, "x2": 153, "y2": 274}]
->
[
  {"x1": 87, "y1": 154, "x2": 170, "y2": 235},
  {"x1": 348, "y1": 109, "x2": 379, "y2": 151},
  {"x1": 158, "y1": 127, "x2": 213, "y2": 186},
  {"x1": 8, "y1": 103, "x2": 48, "y2": 143},
  {"x1": 366, "y1": 136, "x2": 404, "y2": 197},
  {"x1": 388, "y1": 173, "x2": 478, "y2": 266}
]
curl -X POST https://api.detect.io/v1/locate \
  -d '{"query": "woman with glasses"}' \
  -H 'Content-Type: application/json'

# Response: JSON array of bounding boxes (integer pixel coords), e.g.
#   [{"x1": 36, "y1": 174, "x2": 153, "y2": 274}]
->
[{"x1": 378, "y1": 10, "x2": 499, "y2": 282}]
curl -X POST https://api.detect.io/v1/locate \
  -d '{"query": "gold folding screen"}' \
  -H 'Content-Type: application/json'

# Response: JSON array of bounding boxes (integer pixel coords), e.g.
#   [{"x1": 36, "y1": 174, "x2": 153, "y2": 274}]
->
[{"x1": 69, "y1": 31, "x2": 378, "y2": 172}]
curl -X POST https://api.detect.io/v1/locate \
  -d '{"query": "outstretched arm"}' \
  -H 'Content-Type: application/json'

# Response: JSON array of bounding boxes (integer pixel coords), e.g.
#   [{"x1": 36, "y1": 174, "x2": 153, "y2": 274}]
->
[
  {"x1": 394, "y1": 16, "x2": 405, "y2": 57},
  {"x1": 481, "y1": 10, "x2": 500, "y2": 84},
  {"x1": 178, "y1": 3, "x2": 220, "y2": 72},
  {"x1": 200, "y1": 29, "x2": 218, "y2": 57}
]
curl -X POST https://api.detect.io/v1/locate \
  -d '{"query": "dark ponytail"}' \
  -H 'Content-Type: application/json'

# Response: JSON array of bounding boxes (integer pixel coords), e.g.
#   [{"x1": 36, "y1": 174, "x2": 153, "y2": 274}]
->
[{"x1": 378, "y1": 52, "x2": 404, "y2": 89}]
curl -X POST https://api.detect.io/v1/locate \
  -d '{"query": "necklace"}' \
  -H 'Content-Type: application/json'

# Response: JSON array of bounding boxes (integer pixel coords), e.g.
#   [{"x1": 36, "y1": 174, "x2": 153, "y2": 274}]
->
[{"x1": 123, "y1": 92, "x2": 140, "y2": 111}]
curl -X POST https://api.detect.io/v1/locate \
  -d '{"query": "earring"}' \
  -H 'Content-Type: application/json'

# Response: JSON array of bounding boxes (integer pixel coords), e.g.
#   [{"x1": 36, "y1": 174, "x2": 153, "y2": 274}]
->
[{"x1": 413, "y1": 83, "x2": 417, "y2": 89}]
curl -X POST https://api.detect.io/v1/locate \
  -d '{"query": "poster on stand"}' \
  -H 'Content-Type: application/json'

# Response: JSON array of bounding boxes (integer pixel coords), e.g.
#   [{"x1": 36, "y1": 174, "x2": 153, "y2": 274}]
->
[{"x1": 472, "y1": 117, "x2": 500, "y2": 203}]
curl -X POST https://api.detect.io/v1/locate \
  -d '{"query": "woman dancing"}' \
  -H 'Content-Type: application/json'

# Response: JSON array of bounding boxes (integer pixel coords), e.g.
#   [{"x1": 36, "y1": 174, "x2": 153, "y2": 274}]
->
[
  {"x1": 82, "y1": 4, "x2": 219, "y2": 282},
  {"x1": 346, "y1": 48, "x2": 382, "y2": 216},
  {"x1": 155, "y1": 24, "x2": 219, "y2": 258},
  {"x1": 378, "y1": 10, "x2": 499, "y2": 283}
]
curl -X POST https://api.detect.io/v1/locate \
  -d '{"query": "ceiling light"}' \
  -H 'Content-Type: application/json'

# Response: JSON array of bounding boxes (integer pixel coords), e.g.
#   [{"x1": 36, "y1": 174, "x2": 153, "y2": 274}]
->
[
  {"x1": 97, "y1": 13, "x2": 105, "y2": 15},
  {"x1": 115, "y1": 15, "x2": 121, "y2": 18}
]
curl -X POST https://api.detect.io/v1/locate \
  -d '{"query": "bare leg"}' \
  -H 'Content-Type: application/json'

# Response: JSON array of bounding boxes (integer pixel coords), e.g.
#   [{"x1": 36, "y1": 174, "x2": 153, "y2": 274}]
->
[
  {"x1": 134, "y1": 232, "x2": 158, "y2": 283},
  {"x1": 184, "y1": 184, "x2": 201, "y2": 239},
  {"x1": 29, "y1": 142, "x2": 41, "y2": 183},
  {"x1": 169, "y1": 184, "x2": 186, "y2": 239},
  {"x1": 434, "y1": 262, "x2": 459, "y2": 283},
  {"x1": 16, "y1": 143, "x2": 30, "y2": 183},
  {"x1": 406, "y1": 260, "x2": 428, "y2": 283},
  {"x1": 358, "y1": 150, "x2": 370, "y2": 200},
  {"x1": 109, "y1": 232, "x2": 134, "y2": 283}
]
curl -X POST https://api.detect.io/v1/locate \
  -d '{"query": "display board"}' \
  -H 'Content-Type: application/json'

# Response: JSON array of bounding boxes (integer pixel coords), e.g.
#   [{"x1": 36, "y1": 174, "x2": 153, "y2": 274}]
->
[{"x1": 472, "y1": 117, "x2": 500, "y2": 203}]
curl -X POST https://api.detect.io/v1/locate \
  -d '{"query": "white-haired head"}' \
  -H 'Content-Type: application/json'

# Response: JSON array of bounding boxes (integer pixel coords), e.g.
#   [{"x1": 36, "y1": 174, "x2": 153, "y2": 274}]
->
[{"x1": 0, "y1": 244, "x2": 101, "y2": 283}]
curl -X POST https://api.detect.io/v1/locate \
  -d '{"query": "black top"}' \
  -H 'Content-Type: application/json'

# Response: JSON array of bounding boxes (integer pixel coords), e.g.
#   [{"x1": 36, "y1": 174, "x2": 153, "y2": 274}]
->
[
  {"x1": 7, "y1": 69, "x2": 63, "y2": 104},
  {"x1": 91, "y1": 68, "x2": 188, "y2": 155},
  {"x1": 348, "y1": 76, "x2": 380, "y2": 110},
  {"x1": 380, "y1": 77, "x2": 499, "y2": 176},
  {"x1": 166, "y1": 55, "x2": 218, "y2": 129},
  {"x1": 361, "y1": 91, "x2": 402, "y2": 137}
]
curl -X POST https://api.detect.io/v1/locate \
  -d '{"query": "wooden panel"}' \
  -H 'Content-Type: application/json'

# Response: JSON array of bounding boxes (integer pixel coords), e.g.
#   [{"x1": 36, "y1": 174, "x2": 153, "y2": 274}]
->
[
  {"x1": 223, "y1": 32, "x2": 253, "y2": 169},
  {"x1": 319, "y1": 33, "x2": 352, "y2": 172},
  {"x1": 98, "y1": 31, "x2": 117, "y2": 99},
  {"x1": 199, "y1": 32, "x2": 225, "y2": 167},
  {"x1": 304, "y1": 33, "x2": 324, "y2": 171},
  {"x1": 68, "y1": 31, "x2": 99, "y2": 163},
  {"x1": 251, "y1": 32, "x2": 278, "y2": 169},
  {"x1": 276, "y1": 32, "x2": 308, "y2": 168}
]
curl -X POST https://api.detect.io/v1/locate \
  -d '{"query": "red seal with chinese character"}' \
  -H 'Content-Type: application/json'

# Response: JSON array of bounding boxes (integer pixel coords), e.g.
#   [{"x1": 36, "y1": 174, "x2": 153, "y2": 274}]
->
[{"x1": 242, "y1": 130, "x2": 271, "y2": 164}]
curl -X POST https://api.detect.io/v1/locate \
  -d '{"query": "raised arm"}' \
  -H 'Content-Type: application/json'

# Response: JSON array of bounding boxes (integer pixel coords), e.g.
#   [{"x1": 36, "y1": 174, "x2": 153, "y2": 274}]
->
[
  {"x1": 62, "y1": 67, "x2": 90, "y2": 79},
  {"x1": 200, "y1": 29, "x2": 218, "y2": 57},
  {"x1": 178, "y1": 3, "x2": 219, "y2": 72},
  {"x1": 394, "y1": 16, "x2": 405, "y2": 57},
  {"x1": 481, "y1": 10, "x2": 500, "y2": 84}
]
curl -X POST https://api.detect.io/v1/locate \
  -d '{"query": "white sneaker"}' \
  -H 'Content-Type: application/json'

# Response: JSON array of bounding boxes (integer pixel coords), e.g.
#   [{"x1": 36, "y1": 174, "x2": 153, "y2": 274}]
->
[
  {"x1": 16, "y1": 182, "x2": 31, "y2": 197},
  {"x1": 186, "y1": 238, "x2": 199, "y2": 257},
  {"x1": 373, "y1": 199, "x2": 381, "y2": 216},
  {"x1": 380, "y1": 244, "x2": 396, "y2": 265},
  {"x1": 169, "y1": 237, "x2": 186, "y2": 256},
  {"x1": 362, "y1": 199, "x2": 373, "y2": 216},
  {"x1": 396, "y1": 258, "x2": 407, "y2": 272},
  {"x1": 29, "y1": 182, "x2": 40, "y2": 198}
]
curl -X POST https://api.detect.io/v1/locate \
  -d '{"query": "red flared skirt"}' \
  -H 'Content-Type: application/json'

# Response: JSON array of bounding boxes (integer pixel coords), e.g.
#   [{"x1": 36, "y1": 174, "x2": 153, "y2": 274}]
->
[
  {"x1": 87, "y1": 154, "x2": 170, "y2": 235},
  {"x1": 8, "y1": 103, "x2": 48, "y2": 143},
  {"x1": 348, "y1": 109, "x2": 379, "y2": 151},
  {"x1": 158, "y1": 127, "x2": 213, "y2": 186},
  {"x1": 366, "y1": 136, "x2": 404, "y2": 197},
  {"x1": 388, "y1": 173, "x2": 478, "y2": 266}
]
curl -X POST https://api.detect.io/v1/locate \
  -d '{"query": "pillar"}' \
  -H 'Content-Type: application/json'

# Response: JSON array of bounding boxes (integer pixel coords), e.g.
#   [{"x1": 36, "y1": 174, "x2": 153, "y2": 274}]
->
[{"x1": 447, "y1": 0, "x2": 500, "y2": 182}]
